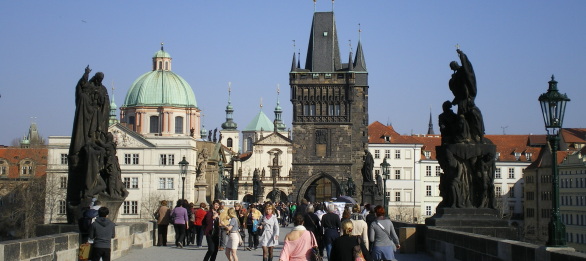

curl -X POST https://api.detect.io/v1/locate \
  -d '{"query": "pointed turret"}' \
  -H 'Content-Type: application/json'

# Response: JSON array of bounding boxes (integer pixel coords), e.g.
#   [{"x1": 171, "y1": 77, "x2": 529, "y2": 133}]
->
[
  {"x1": 353, "y1": 40, "x2": 367, "y2": 71},
  {"x1": 348, "y1": 50, "x2": 354, "y2": 71},
  {"x1": 274, "y1": 86, "x2": 286, "y2": 132},
  {"x1": 109, "y1": 87, "x2": 119, "y2": 126},
  {"x1": 291, "y1": 52, "x2": 297, "y2": 72},
  {"x1": 427, "y1": 110, "x2": 435, "y2": 135},
  {"x1": 305, "y1": 12, "x2": 341, "y2": 72},
  {"x1": 221, "y1": 84, "x2": 238, "y2": 130}
]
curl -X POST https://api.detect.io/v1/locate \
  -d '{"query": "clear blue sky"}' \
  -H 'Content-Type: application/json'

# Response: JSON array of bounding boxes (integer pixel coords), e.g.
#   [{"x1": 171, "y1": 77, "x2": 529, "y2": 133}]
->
[{"x1": 1, "y1": 1, "x2": 585, "y2": 146}]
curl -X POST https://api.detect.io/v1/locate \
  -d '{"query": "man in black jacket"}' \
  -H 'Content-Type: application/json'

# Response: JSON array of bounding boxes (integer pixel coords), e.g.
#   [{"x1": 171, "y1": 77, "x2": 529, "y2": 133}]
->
[
  {"x1": 88, "y1": 207, "x2": 116, "y2": 261},
  {"x1": 303, "y1": 204, "x2": 324, "y2": 256}
]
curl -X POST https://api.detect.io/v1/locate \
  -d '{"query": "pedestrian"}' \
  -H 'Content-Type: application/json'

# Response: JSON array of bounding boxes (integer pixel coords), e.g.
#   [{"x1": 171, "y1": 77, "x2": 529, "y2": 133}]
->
[
  {"x1": 235, "y1": 203, "x2": 248, "y2": 250},
  {"x1": 350, "y1": 204, "x2": 369, "y2": 250},
  {"x1": 155, "y1": 200, "x2": 171, "y2": 246},
  {"x1": 171, "y1": 199, "x2": 189, "y2": 248},
  {"x1": 369, "y1": 206, "x2": 400, "y2": 261},
  {"x1": 259, "y1": 204, "x2": 280, "y2": 261},
  {"x1": 303, "y1": 204, "x2": 324, "y2": 256},
  {"x1": 88, "y1": 207, "x2": 116, "y2": 261},
  {"x1": 321, "y1": 204, "x2": 341, "y2": 260},
  {"x1": 204, "y1": 200, "x2": 221, "y2": 261},
  {"x1": 218, "y1": 202, "x2": 228, "y2": 251},
  {"x1": 246, "y1": 204, "x2": 262, "y2": 251},
  {"x1": 330, "y1": 220, "x2": 372, "y2": 261},
  {"x1": 194, "y1": 203, "x2": 208, "y2": 248},
  {"x1": 279, "y1": 214, "x2": 318, "y2": 261},
  {"x1": 222, "y1": 207, "x2": 241, "y2": 261}
]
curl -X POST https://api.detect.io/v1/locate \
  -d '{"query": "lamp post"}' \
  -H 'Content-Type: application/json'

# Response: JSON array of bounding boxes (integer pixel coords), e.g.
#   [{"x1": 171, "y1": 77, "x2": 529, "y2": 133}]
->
[
  {"x1": 380, "y1": 157, "x2": 390, "y2": 218},
  {"x1": 539, "y1": 75, "x2": 570, "y2": 247},
  {"x1": 179, "y1": 156, "x2": 189, "y2": 201}
]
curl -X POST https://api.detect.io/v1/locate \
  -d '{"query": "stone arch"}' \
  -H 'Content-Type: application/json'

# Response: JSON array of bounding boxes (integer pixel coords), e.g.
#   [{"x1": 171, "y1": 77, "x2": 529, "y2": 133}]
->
[
  {"x1": 266, "y1": 189, "x2": 289, "y2": 203},
  {"x1": 296, "y1": 172, "x2": 341, "y2": 203}
]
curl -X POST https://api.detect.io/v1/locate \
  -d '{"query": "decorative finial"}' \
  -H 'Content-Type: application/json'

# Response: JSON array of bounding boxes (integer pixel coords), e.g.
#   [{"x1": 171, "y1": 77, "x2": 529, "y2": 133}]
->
[
  {"x1": 260, "y1": 97, "x2": 263, "y2": 109},
  {"x1": 161, "y1": 42, "x2": 164, "y2": 51},
  {"x1": 314, "y1": 0, "x2": 317, "y2": 12},
  {"x1": 551, "y1": 74, "x2": 555, "y2": 81},
  {"x1": 228, "y1": 82, "x2": 232, "y2": 102},
  {"x1": 455, "y1": 43, "x2": 460, "y2": 50},
  {"x1": 358, "y1": 23, "x2": 362, "y2": 41},
  {"x1": 277, "y1": 84, "x2": 280, "y2": 95},
  {"x1": 332, "y1": 0, "x2": 335, "y2": 11},
  {"x1": 292, "y1": 40, "x2": 296, "y2": 53},
  {"x1": 348, "y1": 40, "x2": 352, "y2": 53}
]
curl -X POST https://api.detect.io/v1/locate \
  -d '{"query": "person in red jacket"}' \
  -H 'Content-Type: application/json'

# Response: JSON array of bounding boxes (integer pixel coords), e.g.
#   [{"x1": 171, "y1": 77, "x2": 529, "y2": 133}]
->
[{"x1": 194, "y1": 203, "x2": 208, "y2": 248}]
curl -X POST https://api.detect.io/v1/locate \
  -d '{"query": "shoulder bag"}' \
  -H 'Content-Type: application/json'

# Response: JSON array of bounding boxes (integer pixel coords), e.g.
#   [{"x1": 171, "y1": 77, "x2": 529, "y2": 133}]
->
[
  {"x1": 375, "y1": 221, "x2": 398, "y2": 252},
  {"x1": 309, "y1": 231, "x2": 323, "y2": 261},
  {"x1": 353, "y1": 236, "x2": 367, "y2": 261}
]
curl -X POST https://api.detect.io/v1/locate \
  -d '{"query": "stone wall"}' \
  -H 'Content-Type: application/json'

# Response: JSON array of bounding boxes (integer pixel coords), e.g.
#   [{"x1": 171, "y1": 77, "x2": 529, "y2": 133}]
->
[
  {"x1": 426, "y1": 227, "x2": 586, "y2": 261},
  {"x1": 2, "y1": 221, "x2": 174, "y2": 260}
]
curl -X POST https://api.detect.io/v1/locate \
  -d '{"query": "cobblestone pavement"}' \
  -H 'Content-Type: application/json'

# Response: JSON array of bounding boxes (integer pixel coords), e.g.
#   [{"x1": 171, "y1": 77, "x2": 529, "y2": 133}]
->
[{"x1": 115, "y1": 226, "x2": 435, "y2": 261}]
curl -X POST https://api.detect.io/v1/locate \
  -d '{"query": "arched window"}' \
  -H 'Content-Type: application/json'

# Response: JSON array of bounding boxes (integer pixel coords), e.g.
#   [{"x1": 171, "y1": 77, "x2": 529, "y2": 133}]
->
[
  {"x1": 150, "y1": 116, "x2": 160, "y2": 133},
  {"x1": 175, "y1": 116, "x2": 184, "y2": 134},
  {"x1": 246, "y1": 137, "x2": 253, "y2": 152},
  {"x1": 20, "y1": 159, "x2": 34, "y2": 175},
  {"x1": 158, "y1": 61, "x2": 162, "y2": 70},
  {"x1": 0, "y1": 159, "x2": 8, "y2": 176},
  {"x1": 227, "y1": 138, "x2": 233, "y2": 148},
  {"x1": 165, "y1": 61, "x2": 169, "y2": 70}
]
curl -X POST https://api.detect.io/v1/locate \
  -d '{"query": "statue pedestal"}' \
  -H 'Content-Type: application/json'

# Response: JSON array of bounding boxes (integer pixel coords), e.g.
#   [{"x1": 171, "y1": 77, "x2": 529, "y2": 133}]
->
[
  {"x1": 193, "y1": 182, "x2": 208, "y2": 206},
  {"x1": 425, "y1": 208, "x2": 518, "y2": 240},
  {"x1": 362, "y1": 181, "x2": 383, "y2": 206},
  {"x1": 98, "y1": 194, "x2": 124, "y2": 223}
]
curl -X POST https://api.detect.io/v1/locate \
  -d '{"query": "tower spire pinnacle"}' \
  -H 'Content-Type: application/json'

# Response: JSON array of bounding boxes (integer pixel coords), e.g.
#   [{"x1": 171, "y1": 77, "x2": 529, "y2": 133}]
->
[
  {"x1": 274, "y1": 84, "x2": 286, "y2": 132},
  {"x1": 222, "y1": 82, "x2": 237, "y2": 130},
  {"x1": 427, "y1": 108, "x2": 435, "y2": 135}
]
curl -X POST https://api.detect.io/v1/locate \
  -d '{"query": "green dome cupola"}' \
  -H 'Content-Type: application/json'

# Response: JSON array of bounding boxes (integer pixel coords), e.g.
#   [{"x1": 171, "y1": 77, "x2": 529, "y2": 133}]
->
[{"x1": 221, "y1": 83, "x2": 238, "y2": 130}]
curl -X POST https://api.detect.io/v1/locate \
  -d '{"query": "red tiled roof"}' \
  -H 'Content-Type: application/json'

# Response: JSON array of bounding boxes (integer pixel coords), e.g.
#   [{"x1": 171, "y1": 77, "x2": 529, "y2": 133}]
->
[
  {"x1": 415, "y1": 136, "x2": 441, "y2": 160},
  {"x1": 0, "y1": 147, "x2": 48, "y2": 178},
  {"x1": 368, "y1": 121, "x2": 421, "y2": 144},
  {"x1": 485, "y1": 135, "x2": 541, "y2": 162},
  {"x1": 561, "y1": 128, "x2": 586, "y2": 143}
]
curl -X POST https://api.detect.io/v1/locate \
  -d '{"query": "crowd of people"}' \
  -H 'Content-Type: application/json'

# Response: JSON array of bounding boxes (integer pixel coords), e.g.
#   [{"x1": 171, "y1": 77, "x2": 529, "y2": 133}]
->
[{"x1": 152, "y1": 199, "x2": 401, "y2": 261}]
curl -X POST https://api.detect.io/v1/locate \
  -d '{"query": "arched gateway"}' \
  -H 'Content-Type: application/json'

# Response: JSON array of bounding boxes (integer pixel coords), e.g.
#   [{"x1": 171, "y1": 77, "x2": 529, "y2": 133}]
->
[{"x1": 296, "y1": 173, "x2": 342, "y2": 203}]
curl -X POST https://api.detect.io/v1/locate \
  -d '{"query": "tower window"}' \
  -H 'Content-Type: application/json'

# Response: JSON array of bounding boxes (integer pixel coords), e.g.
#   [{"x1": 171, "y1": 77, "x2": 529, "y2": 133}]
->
[
  {"x1": 247, "y1": 137, "x2": 253, "y2": 152},
  {"x1": 150, "y1": 116, "x2": 159, "y2": 133},
  {"x1": 175, "y1": 116, "x2": 184, "y2": 134},
  {"x1": 227, "y1": 138, "x2": 233, "y2": 148},
  {"x1": 158, "y1": 61, "x2": 162, "y2": 70},
  {"x1": 165, "y1": 61, "x2": 169, "y2": 70}
]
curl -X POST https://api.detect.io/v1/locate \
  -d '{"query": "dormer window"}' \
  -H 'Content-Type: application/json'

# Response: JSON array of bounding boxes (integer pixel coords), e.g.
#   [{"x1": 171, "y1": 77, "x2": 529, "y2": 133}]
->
[
  {"x1": 514, "y1": 152, "x2": 521, "y2": 161},
  {"x1": 526, "y1": 152, "x2": 533, "y2": 161},
  {"x1": 20, "y1": 160, "x2": 34, "y2": 175},
  {"x1": 495, "y1": 152, "x2": 500, "y2": 161},
  {"x1": 424, "y1": 151, "x2": 431, "y2": 159},
  {"x1": 384, "y1": 136, "x2": 390, "y2": 142}
]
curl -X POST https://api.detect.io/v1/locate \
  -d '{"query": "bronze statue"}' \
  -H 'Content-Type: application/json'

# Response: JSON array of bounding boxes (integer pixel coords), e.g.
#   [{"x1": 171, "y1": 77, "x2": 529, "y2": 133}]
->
[
  {"x1": 347, "y1": 177, "x2": 356, "y2": 196},
  {"x1": 66, "y1": 66, "x2": 128, "y2": 223},
  {"x1": 361, "y1": 149, "x2": 374, "y2": 182}
]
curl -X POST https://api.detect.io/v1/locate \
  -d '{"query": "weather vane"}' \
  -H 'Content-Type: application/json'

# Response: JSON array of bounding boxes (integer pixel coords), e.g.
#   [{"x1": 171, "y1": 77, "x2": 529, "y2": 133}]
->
[{"x1": 455, "y1": 43, "x2": 460, "y2": 50}]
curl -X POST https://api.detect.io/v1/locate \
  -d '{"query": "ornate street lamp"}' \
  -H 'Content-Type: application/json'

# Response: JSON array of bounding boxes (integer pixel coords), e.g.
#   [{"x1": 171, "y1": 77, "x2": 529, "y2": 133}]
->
[
  {"x1": 380, "y1": 157, "x2": 391, "y2": 218},
  {"x1": 539, "y1": 75, "x2": 570, "y2": 247},
  {"x1": 179, "y1": 156, "x2": 189, "y2": 201}
]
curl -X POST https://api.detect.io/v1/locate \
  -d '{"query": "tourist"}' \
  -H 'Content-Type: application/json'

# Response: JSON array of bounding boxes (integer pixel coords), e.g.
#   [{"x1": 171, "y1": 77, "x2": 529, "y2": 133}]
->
[
  {"x1": 259, "y1": 204, "x2": 280, "y2": 261},
  {"x1": 194, "y1": 203, "x2": 208, "y2": 248},
  {"x1": 235, "y1": 203, "x2": 247, "y2": 249},
  {"x1": 155, "y1": 200, "x2": 171, "y2": 246},
  {"x1": 303, "y1": 204, "x2": 324, "y2": 256},
  {"x1": 369, "y1": 206, "x2": 400, "y2": 261},
  {"x1": 88, "y1": 207, "x2": 116, "y2": 261},
  {"x1": 321, "y1": 204, "x2": 341, "y2": 260},
  {"x1": 171, "y1": 200, "x2": 189, "y2": 248},
  {"x1": 203, "y1": 200, "x2": 221, "y2": 261},
  {"x1": 223, "y1": 208, "x2": 241, "y2": 261},
  {"x1": 330, "y1": 220, "x2": 372, "y2": 261},
  {"x1": 350, "y1": 204, "x2": 369, "y2": 250},
  {"x1": 280, "y1": 214, "x2": 318, "y2": 261},
  {"x1": 246, "y1": 204, "x2": 262, "y2": 251}
]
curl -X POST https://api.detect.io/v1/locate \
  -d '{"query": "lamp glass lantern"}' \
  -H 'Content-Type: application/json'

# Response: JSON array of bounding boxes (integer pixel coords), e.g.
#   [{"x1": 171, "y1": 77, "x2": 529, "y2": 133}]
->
[
  {"x1": 179, "y1": 156, "x2": 189, "y2": 200},
  {"x1": 380, "y1": 157, "x2": 391, "y2": 218},
  {"x1": 539, "y1": 75, "x2": 570, "y2": 247}
]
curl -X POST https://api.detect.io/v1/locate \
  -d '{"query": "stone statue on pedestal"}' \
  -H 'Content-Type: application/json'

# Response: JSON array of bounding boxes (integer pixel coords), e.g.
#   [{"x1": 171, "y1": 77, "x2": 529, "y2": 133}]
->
[{"x1": 66, "y1": 66, "x2": 128, "y2": 224}]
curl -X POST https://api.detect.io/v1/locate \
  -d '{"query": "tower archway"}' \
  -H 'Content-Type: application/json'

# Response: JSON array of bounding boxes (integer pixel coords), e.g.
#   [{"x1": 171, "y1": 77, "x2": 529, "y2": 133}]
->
[{"x1": 296, "y1": 172, "x2": 341, "y2": 203}]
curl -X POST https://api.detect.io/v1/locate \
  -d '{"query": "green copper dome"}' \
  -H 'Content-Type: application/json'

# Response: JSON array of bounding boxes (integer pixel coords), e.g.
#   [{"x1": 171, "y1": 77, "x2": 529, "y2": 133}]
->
[
  {"x1": 244, "y1": 110, "x2": 273, "y2": 131},
  {"x1": 153, "y1": 49, "x2": 171, "y2": 58},
  {"x1": 123, "y1": 70, "x2": 197, "y2": 107}
]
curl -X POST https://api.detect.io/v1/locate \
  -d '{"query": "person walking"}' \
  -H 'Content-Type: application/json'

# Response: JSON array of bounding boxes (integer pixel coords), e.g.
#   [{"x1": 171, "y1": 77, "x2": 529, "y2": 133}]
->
[
  {"x1": 194, "y1": 203, "x2": 208, "y2": 248},
  {"x1": 155, "y1": 200, "x2": 171, "y2": 246},
  {"x1": 330, "y1": 220, "x2": 372, "y2": 261},
  {"x1": 279, "y1": 214, "x2": 318, "y2": 261},
  {"x1": 321, "y1": 204, "x2": 341, "y2": 260},
  {"x1": 204, "y1": 200, "x2": 221, "y2": 261},
  {"x1": 369, "y1": 206, "x2": 400, "y2": 261},
  {"x1": 222, "y1": 208, "x2": 241, "y2": 261},
  {"x1": 171, "y1": 200, "x2": 189, "y2": 248},
  {"x1": 350, "y1": 204, "x2": 369, "y2": 250},
  {"x1": 246, "y1": 204, "x2": 262, "y2": 251},
  {"x1": 303, "y1": 204, "x2": 324, "y2": 256},
  {"x1": 259, "y1": 204, "x2": 280, "y2": 261},
  {"x1": 88, "y1": 207, "x2": 116, "y2": 261},
  {"x1": 235, "y1": 203, "x2": 247, "y2": 250}
]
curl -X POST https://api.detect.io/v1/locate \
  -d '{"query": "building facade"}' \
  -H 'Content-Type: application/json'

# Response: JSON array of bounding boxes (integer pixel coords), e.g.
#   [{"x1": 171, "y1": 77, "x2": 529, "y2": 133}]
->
[{"x1": 289, "y1": 11, "x2": 369, "y2": 203}]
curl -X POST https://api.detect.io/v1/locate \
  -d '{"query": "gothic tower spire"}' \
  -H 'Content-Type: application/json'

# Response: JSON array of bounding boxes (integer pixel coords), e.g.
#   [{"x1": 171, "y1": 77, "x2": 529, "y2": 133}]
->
[{"x1": 427, "y1": 109, "x2": 435, "y2": 135}]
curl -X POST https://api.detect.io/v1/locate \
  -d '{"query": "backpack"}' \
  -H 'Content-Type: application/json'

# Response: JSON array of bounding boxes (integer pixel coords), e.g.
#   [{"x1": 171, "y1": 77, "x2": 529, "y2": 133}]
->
[{"x1": 79, "y1": 209, "x2": 98, "y2": 233}]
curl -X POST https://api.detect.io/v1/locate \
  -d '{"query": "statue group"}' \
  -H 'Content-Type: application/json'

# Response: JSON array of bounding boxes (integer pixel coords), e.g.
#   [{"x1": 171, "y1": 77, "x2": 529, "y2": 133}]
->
[
  {"x1": 66, "y1": 66, "x2": 128, "y2": 223},
  {"x1": 437, "y1": 49, "x2": 496, "y2": 209}
]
